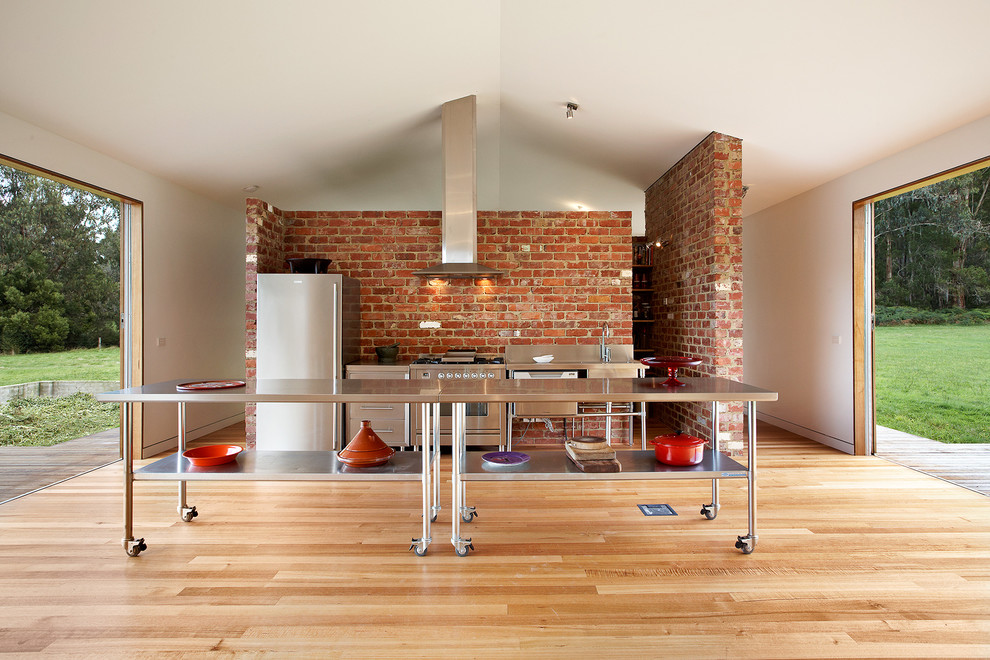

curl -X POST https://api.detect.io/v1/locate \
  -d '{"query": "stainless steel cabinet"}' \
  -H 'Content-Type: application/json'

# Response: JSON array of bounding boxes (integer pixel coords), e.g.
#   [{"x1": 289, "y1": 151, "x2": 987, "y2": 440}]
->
[{"x1": 345, "y1": 363, "x2": 411, "y2": 447}]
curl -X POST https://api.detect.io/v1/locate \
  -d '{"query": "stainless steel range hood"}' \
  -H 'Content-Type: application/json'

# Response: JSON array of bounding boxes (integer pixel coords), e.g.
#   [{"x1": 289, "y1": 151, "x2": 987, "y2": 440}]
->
[{"x1": 413, "y1": 95, "x2": 503, "y2": 278}]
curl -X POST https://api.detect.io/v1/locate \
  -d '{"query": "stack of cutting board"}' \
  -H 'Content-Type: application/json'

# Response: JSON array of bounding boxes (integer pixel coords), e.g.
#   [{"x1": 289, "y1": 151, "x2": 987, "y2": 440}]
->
[{"x1": 565, "y1": 436, "x2": 621, "y2": 472}]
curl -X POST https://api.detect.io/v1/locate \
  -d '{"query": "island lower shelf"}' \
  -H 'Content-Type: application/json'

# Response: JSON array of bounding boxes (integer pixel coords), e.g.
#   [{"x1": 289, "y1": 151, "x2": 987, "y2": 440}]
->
[
  {"x1": 136, "y1": 450, "x2": 426, "y2": 481},
  {"x1": 460, "y1": 449, "x2": 748, "y2": 481}
]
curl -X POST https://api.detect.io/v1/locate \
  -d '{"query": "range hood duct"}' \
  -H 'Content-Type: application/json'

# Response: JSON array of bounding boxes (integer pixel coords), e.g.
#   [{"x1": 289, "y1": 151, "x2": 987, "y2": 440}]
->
[{"x1": 413, "y1": 95, "x2": 503, "y2": 278}]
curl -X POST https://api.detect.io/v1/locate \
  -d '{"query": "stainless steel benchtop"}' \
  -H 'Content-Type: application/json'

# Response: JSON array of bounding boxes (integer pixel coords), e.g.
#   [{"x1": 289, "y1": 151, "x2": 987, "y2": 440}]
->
[
  {"x1": 98, "y1": 377, "x2": 777, "y2": 404},
  {"x1": 96, "y1": 378, "x2": 441, "y2": 403},
  {"x1": 437, "y1": 377, "x2": 777, "y2": 403}
]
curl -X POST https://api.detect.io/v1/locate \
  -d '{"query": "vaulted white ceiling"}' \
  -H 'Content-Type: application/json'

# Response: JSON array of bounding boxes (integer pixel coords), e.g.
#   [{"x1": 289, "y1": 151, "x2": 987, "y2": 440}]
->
[{"x1": 2, "y1": 0, "x2": 990, "y2": 232}]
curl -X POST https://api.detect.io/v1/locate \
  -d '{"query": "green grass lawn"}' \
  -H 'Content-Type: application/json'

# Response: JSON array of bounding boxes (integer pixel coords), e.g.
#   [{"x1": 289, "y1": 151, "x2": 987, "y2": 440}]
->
[
  {"x1": 0, "y1": 347, "x2": 120, "y2": 386},
  {"x1": 0, "y1": 347, "x2": 120, "y2": 446},
  {"x1": 875, "y1": 325, "x2": 990, "y2": 443}
]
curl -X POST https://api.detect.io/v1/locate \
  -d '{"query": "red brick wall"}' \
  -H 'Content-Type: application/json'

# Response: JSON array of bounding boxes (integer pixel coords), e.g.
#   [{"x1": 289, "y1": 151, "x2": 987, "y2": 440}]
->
[
  {"x1": 244, "y1": 199, "x2": 289, "y2": 441},
  {"x1": 244, "y1": 203, "x2": 634, "y2": 445},
  {"x1": 245, "y1": 199, "x2": 287, "y2": 375},
  {"x1": 644, "y1": 132, "x2": 745, "y2": 452}
]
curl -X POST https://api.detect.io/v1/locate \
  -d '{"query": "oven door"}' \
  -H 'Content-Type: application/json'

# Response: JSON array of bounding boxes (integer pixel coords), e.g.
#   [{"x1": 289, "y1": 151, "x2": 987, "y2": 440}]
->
[
  {"x1": 414, "y1": 400, "x2": 505, "y2": 445},
  {"x1": 411, "y1": 368, "x2": 505, "y2": 444}
]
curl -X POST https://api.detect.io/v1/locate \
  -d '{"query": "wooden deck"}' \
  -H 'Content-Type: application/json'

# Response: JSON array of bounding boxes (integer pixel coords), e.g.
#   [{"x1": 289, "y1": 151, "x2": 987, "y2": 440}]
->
[
  {"x1": 876, "y1": 425, "x2": 990, "y2": 496},
  {"x1": 1, "y1": 421, "x2": 989, "y2": 658},
  {"x1": 0, "y1": 428, "x2": 120, "y2": 503}
]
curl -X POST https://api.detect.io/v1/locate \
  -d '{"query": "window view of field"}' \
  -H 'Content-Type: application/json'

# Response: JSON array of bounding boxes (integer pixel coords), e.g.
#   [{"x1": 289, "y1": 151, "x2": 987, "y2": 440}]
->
[
  {"x1": 874, "y1": 165, "x2": 990, "y2": 445},
  {"x1": 0, "y1": 163, "x2": 121, "y2": 501}
]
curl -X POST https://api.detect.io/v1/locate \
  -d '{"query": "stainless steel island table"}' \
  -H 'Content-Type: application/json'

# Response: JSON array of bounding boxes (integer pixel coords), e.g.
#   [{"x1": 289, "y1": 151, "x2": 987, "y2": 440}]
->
[
  {"x1": 438, "y1": 377, "x2": 778, "y2": 556},
  {"x1": 96, "y1": 378, "x2": 442, "y2": 557}
]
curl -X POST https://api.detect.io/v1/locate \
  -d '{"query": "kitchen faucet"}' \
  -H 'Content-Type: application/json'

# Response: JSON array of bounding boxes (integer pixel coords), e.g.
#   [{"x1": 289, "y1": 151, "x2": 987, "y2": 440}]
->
[{"x1": 600, "y1": 322, "x2": 611, "y2": 362}]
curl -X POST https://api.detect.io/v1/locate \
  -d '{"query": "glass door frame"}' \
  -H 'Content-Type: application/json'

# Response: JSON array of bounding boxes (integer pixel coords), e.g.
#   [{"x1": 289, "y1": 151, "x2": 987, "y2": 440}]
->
[
  {"x1": 852, "y1": 155, "x2": 990, "y2": 456},
  {"x1": 0, "y1": 153, "x2": 144, "y2": 457}
]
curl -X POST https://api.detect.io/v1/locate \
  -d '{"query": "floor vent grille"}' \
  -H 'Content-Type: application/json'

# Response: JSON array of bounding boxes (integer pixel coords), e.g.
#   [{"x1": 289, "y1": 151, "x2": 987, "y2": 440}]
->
[{"x1": 637, "y1": 503, "x2": 677, "y2": 516}]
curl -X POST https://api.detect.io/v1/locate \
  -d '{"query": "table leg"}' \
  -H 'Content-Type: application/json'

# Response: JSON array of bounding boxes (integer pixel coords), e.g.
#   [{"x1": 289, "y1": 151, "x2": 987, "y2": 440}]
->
[
  {"x1": 604, "y1": 402, "x2": 613, "y2": 444},
  {"x1": 505, "y1": 404, "x2": 513, "y2": 452},
  {"x1": 176, "y1": 403, "x2": 197, "y2": 522},
  {"x1": 451, "y1": 402, "x2": 473, "y2": 556},
  {"x1": 410, "y1": 403, "x2": 432, "y2": 555},
  {"x1": 702, "y1": 401, "x2": 720, "y2": 520},
  {"x1": 431, "y1": 402, "x2": 441, "y2": 522},
  {"x1": 640, "y1": 401, "x2": 648, "y2": 449},
  {"x1": 735, "y1": 401, "x2": 758, "y2": 554},
  {"x1": 122, "y1": 401, "x2": 145, "y2": 556}
]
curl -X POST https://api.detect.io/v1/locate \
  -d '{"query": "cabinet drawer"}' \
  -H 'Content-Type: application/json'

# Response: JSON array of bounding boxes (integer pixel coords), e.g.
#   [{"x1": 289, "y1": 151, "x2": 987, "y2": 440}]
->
[
  {"x1": 344, "y1": 365, "x2": 410, "y2": 380},
  {"x1": 347, "y1": 402, "x2": 406, "y2": 420},
  {"x1": 346, "y1": 417, "x2": 407, "y2": 447}
]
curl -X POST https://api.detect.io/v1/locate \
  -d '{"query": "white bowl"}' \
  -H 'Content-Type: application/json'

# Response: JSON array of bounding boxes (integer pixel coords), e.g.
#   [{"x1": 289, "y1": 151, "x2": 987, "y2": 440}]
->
[{"x1": 533, "y1": 355, "x2": 554, "y2": 363}]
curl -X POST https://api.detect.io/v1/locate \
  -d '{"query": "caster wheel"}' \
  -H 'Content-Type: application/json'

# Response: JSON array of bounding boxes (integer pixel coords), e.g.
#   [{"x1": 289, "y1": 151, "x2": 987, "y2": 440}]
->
[
  {"x1": 735, "y1": 537, "x2": 755, "y2": 554},
  {"x1": 455, "y1": 543, "x2": 474, "y2": 557},
  {"x1": 430, "y1": 514, "x2": 438, "y2": 523},
  {"x1": 412, "y1": 546, "x2": 428, "y2": 557},
  {"x1": 461, "y1": 510, "x2": 477, "y2": 523},
  {"x1": 126, "y1": 540, "x2": 147, "y2": 557},
  {"x1": 181, "y1": 507, "x2": 198, "y2": 522},
  {"x1": 701, "y1": 506, "x2": 717, "y2": 520}
]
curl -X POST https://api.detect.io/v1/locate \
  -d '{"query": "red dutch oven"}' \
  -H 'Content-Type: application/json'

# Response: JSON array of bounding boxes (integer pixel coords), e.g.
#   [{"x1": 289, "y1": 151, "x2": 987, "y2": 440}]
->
[{"x1": 651, "y1": 432, "x2": 707, "y2": 466}]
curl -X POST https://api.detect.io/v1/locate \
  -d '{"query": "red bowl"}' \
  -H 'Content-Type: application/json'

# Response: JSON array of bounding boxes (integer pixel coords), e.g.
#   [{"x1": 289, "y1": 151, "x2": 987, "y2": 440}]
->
[
  {"x1": 640, "y1": 356, "x2": 703, "y2": 386},
  {"x1": 651, "y1": 433, "x2": 707, "y2": 466},
  {"x1": 641, "y1": 356, "x2": 703, "y2": 369},
  {"x1": 182, "y1": 444, "x2": 243, "y2": 466}
]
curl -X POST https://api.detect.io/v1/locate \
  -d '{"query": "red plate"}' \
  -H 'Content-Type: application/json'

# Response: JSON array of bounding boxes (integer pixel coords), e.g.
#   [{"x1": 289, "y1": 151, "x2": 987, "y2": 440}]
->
[
  {"x1": 176, "y1": 380, "x2": 246, "y2": 391},
  {"x1": 182, "y1": 444, "x2": 243, "y2": 466}
]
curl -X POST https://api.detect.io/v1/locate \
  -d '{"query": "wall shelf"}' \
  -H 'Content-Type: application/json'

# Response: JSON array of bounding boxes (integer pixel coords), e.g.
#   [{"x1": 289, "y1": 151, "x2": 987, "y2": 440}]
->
[{"x1": 632, "y1": 238, "x2": 655, "y2": 355}]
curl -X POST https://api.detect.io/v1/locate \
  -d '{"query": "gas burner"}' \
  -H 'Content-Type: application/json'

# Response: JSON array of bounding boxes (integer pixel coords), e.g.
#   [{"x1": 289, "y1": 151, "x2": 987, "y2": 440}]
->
[{"x1": 412, "y1": 353, "x2": 504, "y2": 366}]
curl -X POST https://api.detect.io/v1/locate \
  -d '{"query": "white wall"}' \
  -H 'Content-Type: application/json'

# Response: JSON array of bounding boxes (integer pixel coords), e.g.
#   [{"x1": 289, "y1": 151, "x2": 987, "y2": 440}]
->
[
  {"x1": 744, "y1": 114, "x2": 990, "y2": 453},
  {"x1": 0, "y1": 110, "x2": 246, "y2": 454}
]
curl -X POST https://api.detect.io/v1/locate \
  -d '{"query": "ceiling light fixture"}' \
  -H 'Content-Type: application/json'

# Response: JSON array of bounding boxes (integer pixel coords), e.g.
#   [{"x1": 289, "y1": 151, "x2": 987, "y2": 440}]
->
[
  {"x1": 242, "y1": 184, "x2": 260, "y2": 193},
  {"x1": 566, "y1": 102, "x2": 578, "y2": 119}
]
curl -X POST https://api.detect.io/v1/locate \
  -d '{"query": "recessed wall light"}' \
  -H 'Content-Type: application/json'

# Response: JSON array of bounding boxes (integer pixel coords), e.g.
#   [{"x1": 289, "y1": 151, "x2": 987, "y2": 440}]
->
[{"x1": 566, "y1": 102, "x2": 578, "y2": 119}]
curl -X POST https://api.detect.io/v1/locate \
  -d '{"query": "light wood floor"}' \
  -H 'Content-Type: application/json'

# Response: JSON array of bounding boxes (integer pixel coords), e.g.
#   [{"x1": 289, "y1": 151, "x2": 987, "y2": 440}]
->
[{"x1": 1, "y1": 422, "x2": 988, "y2": 658}]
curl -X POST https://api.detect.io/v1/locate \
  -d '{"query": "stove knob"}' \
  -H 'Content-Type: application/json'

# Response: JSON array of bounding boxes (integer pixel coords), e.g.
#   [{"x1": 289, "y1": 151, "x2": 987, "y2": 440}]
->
[
  {"x1": 446, "y1": 372, "x2": 454, "y2": 379},
  {"x1": 488, "y1": 372, "x2": 496, "y2": 379},
  {"x1": 470, "y1": 372, "x2": 478, "y2": 379},
  {"x1": 454, "y1": 372, "x2": 462, "y2": 379},
  {"x1": 437, "y1": 373, "x2": 444, "y2": 379}
]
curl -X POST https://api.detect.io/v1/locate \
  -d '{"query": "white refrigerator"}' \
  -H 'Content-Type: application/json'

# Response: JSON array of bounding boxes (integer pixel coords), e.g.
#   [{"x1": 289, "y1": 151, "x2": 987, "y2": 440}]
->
[{"x1": 256, "y1": 274, "x2": 361, "y2": 450}]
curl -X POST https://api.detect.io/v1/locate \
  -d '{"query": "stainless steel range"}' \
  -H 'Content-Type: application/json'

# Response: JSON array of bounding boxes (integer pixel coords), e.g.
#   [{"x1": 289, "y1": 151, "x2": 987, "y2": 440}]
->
[{"x1": 411, "y1": 349, "x2": 505, "y2": 446}]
